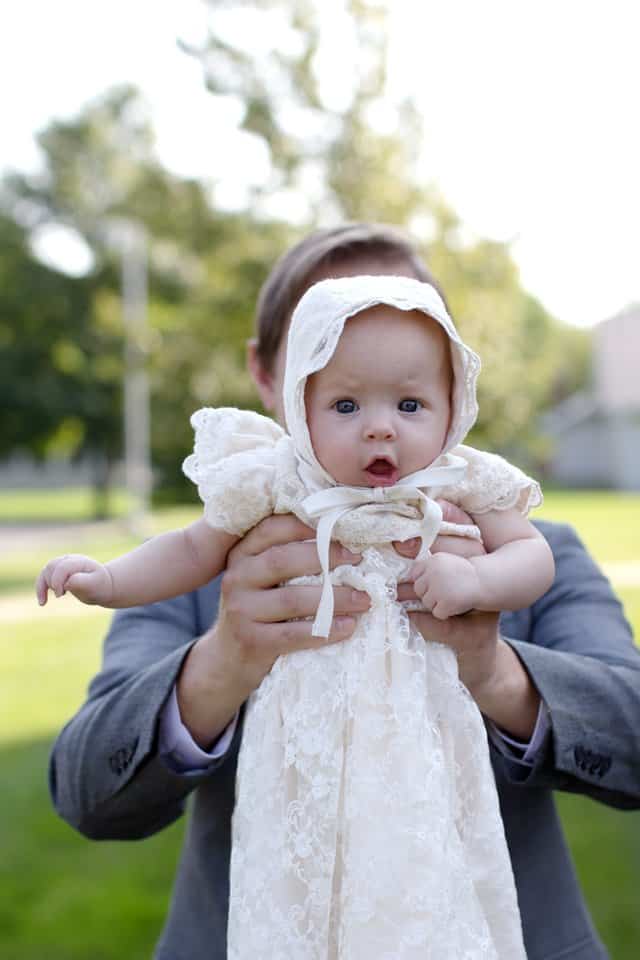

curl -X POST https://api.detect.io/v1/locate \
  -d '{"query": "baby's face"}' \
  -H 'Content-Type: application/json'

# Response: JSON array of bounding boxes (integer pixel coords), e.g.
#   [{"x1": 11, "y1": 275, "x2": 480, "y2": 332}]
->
[{"x1": 306, "y1": 306, "x2": 452, "y2": 487}]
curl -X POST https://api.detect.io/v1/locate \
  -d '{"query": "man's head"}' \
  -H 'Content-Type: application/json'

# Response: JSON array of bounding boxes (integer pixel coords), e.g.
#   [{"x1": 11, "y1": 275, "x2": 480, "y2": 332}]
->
[{"x1": 248, "y1": 222, "x2": 444, "y2": 422}]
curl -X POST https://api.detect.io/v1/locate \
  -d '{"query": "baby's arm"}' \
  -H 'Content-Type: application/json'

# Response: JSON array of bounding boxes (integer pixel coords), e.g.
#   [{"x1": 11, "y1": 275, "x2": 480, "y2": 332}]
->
[
  {"x1": 411, "y1": 507, "x2": 555, "y2": 619},
  {"x1": 36, "y1": 519, "x2": 238, "y2": 609}
]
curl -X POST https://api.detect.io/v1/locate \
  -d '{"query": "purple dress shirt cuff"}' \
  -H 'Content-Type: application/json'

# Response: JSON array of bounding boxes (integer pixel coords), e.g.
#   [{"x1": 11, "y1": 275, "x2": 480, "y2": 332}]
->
[
  {"x1": 158, "y1": 685, "x2": 239, "y2": 774},
  {"x1": 486, "y1": 699, "x2": 551, "y2": 764}
]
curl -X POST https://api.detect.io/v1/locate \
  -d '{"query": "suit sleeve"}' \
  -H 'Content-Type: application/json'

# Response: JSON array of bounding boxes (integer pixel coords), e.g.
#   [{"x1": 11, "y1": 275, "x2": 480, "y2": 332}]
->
[
  {"x1": 494, "y1": 521, "x2": 640, "y2": 809},
  {"x1": 48, "y1": 585, "x2": 241, "y2": 840}
]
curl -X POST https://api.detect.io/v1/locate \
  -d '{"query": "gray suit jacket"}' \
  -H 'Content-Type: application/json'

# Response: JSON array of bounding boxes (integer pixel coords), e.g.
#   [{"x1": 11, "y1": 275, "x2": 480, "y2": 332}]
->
[{"x1": 49, "y1": 521, "x2": 640, "y2": 959}]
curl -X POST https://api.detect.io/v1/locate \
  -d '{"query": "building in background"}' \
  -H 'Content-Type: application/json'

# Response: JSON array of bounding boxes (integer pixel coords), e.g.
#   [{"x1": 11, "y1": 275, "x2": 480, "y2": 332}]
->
[{"x1": 544, "y1": 305, "x2": 640, "y2": 490}]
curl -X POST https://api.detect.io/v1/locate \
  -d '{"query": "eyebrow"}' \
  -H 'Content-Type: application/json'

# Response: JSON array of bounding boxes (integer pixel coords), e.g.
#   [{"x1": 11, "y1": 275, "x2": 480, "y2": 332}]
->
[{"x1": 318, "y1": 372, "x2": 439, "y2": 394}]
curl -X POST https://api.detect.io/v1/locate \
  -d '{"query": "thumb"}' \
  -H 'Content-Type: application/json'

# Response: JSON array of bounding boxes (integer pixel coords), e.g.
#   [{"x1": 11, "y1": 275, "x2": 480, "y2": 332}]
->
[{"x1": 66, "y1": 570, "x2": 107, "y2": 604}]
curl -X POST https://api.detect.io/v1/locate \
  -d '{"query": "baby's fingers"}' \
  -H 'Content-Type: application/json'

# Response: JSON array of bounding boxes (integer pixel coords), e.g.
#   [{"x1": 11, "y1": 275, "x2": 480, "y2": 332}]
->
[
  {"x1": 36, "y1": 555, "x2": 97, "y2": 605},
  {"x1": 35, "y1": 566, "x2": 53, "y2": 606},
  {"x1": 36, "y1": 556, "x2": 70, "y2": 605},
  {"x1": 412, "y1": 572, "x2": 430, "y2": 601}
]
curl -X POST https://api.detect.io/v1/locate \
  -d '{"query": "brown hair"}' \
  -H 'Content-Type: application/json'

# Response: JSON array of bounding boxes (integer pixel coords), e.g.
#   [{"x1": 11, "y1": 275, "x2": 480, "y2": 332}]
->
[{"x1": 255, "y1": 222, "x2": 444, "y2": 372}]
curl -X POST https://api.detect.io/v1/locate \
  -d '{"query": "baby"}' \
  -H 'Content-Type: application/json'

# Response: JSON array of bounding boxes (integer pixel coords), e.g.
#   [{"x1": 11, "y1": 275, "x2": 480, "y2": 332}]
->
[
  {"x1": 37, "y1": 275, "x2": 553, "y2": 957},
  {"x1": 36, "y1": 279, "x2": 553, "y2": 628}
]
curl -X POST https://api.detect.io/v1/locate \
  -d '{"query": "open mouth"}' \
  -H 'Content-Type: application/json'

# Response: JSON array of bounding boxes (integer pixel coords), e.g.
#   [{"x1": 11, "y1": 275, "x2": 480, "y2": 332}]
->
[{"x1": 364, "y1": 457, "x2": 399, "y2": 486}]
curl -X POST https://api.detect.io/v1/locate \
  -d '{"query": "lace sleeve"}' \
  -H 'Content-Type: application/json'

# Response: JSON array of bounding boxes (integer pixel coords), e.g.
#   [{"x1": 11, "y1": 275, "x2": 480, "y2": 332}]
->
[
  {"x1": 182, "y1": 407, "x2": 287, "y2": 535},
  {"x1": 438, "y1": 444, "x2": 543, "y2": 516}
]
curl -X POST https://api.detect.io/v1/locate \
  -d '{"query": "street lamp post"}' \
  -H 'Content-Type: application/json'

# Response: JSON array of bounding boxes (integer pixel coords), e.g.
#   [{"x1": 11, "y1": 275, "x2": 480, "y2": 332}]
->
[{"x1": 119, "y1": 221, "x2": 152, "y2": 536}]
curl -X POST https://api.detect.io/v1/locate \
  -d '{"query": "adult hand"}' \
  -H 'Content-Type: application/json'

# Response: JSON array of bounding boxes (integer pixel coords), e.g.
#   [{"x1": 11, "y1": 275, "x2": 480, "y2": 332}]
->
[
  {"x1": 394, "y1": 500, "x2": 540, "y2": 740},
  {"x1": 177, "y1": 514, "x2": 369, "y2": 748},
  {"x1": 393, "y1": 499, "x2": 487, "y2": 563}
]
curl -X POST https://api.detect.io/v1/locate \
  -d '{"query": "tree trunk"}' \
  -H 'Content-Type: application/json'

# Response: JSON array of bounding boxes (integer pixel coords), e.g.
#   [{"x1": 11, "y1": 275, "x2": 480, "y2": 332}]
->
[{"x1": 91, "y1": 452, "x2": 113, "y2": 520}]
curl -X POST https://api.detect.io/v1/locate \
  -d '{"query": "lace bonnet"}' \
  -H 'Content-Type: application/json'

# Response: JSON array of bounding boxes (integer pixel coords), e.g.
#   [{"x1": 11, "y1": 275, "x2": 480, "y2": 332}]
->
[{"x1": 283, "y1": 274, "x2": 481, "y2": 487}]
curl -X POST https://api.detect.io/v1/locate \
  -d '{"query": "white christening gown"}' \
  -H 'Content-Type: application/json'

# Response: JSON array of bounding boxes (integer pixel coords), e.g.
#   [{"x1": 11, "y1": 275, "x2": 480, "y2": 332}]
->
[{"x1": 183, "y1": 406, "x2": 541, "y2": 960}]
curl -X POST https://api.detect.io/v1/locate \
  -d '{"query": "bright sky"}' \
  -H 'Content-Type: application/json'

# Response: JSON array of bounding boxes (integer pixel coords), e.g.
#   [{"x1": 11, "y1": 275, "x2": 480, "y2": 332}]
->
[{"x1": 2, "y1": 0, "x2": 638, "y2": 328}]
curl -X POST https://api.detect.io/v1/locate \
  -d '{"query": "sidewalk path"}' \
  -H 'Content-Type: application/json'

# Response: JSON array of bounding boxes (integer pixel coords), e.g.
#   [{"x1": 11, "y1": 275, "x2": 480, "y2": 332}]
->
[
  {"x1": 2, "y1": 593, "x2": 108, "y2": 623},
  {"x1": 602, "y1": 563, "x2": 640, "y2": 587}
]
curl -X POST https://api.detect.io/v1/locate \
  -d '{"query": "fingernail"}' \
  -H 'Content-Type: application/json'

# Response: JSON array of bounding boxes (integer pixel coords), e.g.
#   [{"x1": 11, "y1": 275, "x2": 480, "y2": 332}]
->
[{"x1": 335, "y1": 615, "x2": 356, "y2": 630}]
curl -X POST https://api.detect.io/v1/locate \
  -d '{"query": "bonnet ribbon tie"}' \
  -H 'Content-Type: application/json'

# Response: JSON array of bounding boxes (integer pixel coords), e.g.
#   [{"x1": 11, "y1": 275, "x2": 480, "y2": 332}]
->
[{"x1": 301, "y1": 457, "x2": 467, "y2": 638}]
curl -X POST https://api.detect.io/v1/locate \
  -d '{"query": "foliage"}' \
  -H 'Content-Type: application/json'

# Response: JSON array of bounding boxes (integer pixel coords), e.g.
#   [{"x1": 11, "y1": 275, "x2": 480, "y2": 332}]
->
[
  {"x1": 0, "y1": 214, "x2": 93, "y2": 459},
  {"x1": 426, "y1": 226, "x2": 593, "y2": 459},
  {"x1": 1, "y1": 2, "x2": 592, "y2": 501},
  {"x1": 1, "y1": 86, "x2": 292, "y2": 500}
]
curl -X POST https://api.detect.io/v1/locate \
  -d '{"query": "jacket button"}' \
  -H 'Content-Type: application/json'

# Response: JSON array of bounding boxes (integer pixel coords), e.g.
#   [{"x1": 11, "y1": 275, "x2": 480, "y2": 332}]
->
[
  {"x1": 109, "y1": 749, "x2": 127, "y2": 775},
  {"x1": 597, "y1": 756, "x2": 612, "y2": 777}
]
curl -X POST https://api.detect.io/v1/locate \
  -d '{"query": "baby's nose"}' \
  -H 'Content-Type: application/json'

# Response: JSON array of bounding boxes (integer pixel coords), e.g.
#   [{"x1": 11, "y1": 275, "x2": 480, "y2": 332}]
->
[{"x1": 364, "y1": 418, "x2": 396, "y2": 441}]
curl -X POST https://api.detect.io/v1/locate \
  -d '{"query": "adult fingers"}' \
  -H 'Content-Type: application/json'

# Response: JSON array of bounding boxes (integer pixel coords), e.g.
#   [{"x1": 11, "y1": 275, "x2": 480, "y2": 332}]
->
[
  {"x1": 408, "y1": 608, "x2": 493, "y2": 644},
  {"x1": 394, "y1": 497, "x2": 486, "y2": 562},
  {"x1": 396, "y1": 581, "x2": 419, "y2": 603},
  {"x1": 408, "y1": 609, "x2": 456, "y2": 644},
  {"x1": 234, "y1": 583, "x2": 370, "y2": 625},
  {"x1": 230, "y1": 539, "x2": 361, "y2": 590},
  {"x1": 393, "y1": 537, "x2": 421, "y2": 559},
  {"x1": 233, "y1": 514, "x2": 316, "y2": 559},
  {"x1": 250, "y1": 615, "x2": 359, "y2": 661}
]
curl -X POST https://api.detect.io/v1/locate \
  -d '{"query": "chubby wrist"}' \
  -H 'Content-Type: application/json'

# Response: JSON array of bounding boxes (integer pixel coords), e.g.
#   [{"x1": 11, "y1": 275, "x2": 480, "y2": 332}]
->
[{"x1": 465, "y1": 558, "x2": 484, "y2": 611}]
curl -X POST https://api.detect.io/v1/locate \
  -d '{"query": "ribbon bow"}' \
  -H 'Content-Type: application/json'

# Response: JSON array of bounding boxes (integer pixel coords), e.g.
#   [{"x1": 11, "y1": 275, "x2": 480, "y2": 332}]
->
[{"x1": 301, "y1": 457, "x2": 467, "y2": 638}]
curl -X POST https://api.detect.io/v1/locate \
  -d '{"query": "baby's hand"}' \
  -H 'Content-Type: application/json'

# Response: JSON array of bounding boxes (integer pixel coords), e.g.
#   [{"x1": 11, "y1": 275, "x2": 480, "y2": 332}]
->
[
  {"x1": 36, "y1": 554, "x2": 114, "y2": 607},
  {"x1": 409, "y1": 553, "x2": 480, "y2": 620}
]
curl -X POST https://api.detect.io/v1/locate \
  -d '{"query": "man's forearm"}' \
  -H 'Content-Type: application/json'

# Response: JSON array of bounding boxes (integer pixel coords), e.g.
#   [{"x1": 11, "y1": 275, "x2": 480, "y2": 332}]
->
[
  {"x1": 471, "y1": 638, "x2": 541, "y2": 741},
  {"x1": 176, "y1": 626, "x2": 256, "y2": 750}
]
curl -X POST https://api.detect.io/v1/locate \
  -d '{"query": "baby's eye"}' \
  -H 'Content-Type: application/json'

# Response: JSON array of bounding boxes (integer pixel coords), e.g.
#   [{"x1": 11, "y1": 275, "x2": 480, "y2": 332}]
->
[
  {"x1": 334, "y1": 399, "x2": 358, "y2": 414},
  {"x1": 398, "y1": 398, "x2": 422, "y2": 413}
]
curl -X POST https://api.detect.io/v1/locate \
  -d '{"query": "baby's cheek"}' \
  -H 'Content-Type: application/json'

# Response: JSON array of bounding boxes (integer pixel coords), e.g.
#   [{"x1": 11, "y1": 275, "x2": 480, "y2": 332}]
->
[{"x1": 309, "y1": 416, "x2": 340, "y2": 475}]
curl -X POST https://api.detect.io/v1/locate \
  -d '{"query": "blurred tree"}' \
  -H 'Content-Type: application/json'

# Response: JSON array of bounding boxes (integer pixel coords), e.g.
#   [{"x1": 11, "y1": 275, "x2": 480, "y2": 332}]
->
[
  {"x1": 1, "y1": 2, "x2": 591, "y2": 508},
  {"x1": 1, "y1": 86, "x2": 292, "y2": 505},
  {"x1": 192, "y1": 0, "x2": 591, "y2": 461},
  {"x1": 427, "y1": 223, "x2": 593, "y2": 461},
  {"x1": 0, "y1": 212, "x2": 123, "y2": 517}
]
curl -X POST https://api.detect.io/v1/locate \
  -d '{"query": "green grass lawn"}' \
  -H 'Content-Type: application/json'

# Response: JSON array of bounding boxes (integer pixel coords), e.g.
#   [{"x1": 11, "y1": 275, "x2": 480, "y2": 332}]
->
[
  {"x1": 0, "y1": 611, "x2": 185, "y2": 957},
  {"x1": 1, "y1": 488, "x2": 639, "y2": 957},
  {"x1": 0, "y1": 486, "x2": 131, "y2": 523},
  {"x1": 537, "y1": 489, "x2": 640, "y2": 565}
]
